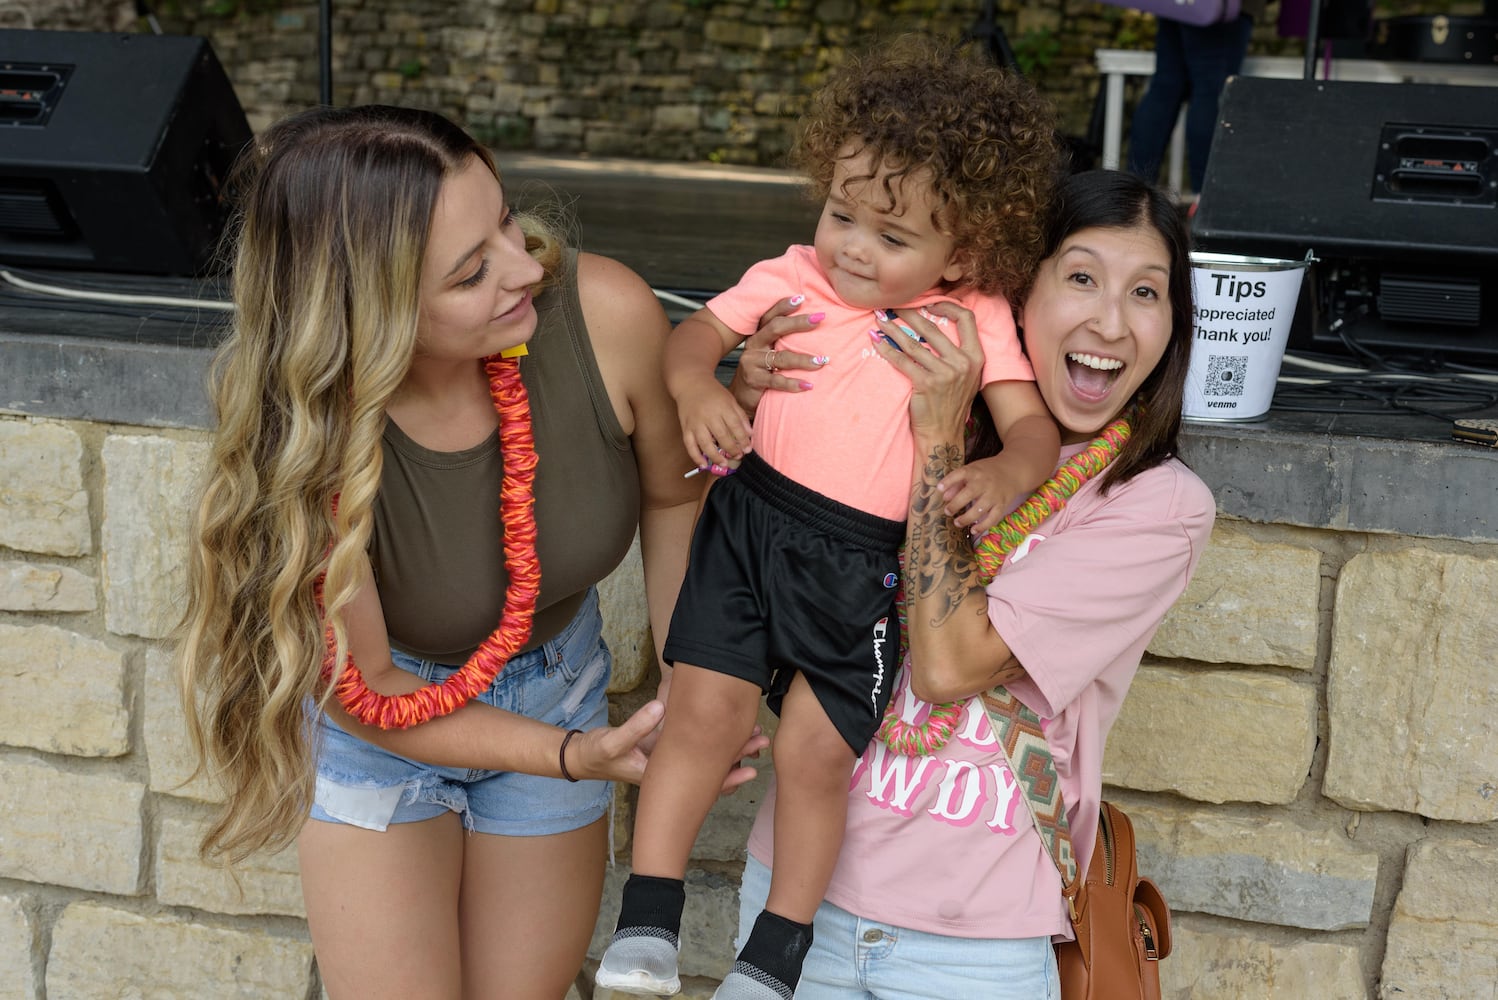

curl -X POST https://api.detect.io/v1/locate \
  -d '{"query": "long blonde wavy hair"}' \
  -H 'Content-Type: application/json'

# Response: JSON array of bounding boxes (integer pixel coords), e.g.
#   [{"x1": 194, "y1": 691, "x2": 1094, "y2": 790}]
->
[{"x1": 177, "y1": 105, "x2": 561, "y2": 864}]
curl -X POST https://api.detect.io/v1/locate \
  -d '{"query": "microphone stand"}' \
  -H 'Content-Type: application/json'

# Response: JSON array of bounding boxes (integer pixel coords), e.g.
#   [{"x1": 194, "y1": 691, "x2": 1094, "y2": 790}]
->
[{"x1": 319, "y1": 0, "x2": 332, "y2": 105}]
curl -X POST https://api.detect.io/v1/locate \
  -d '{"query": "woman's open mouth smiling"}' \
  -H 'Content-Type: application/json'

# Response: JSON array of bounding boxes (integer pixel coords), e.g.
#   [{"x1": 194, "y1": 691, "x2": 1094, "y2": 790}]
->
[{"x1": 1066, "y1": 352, "x2": 1124, "y2": 401}]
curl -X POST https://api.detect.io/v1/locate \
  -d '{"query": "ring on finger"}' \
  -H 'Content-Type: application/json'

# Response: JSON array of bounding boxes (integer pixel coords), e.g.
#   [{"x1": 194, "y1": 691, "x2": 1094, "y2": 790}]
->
[{"x1": 764, "y1": 348, "x2": 779, "y2": 372}]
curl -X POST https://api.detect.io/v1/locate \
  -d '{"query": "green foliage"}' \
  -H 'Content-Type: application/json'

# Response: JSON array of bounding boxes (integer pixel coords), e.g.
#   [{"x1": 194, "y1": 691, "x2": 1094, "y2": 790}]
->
[
  {"x1": 1099, "y1": 6, "x2": 1155, "y2": 50},
  {"x1": 1013, "y1": 27, "x2": 1061, "y2": 77},
  {"x1": 397, "y1": 58, "x2": 424, "y2": 80}
]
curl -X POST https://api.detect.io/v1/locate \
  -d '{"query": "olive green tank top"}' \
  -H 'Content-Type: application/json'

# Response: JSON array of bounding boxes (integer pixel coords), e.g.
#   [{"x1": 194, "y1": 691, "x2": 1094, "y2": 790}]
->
[{"x1": 370, "y1": 249, "x2": 642, "y2": 662}]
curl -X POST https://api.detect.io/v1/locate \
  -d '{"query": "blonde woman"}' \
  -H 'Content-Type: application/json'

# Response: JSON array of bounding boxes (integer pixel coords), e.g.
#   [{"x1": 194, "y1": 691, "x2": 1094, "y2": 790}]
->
[{"x1": 178, "y1": 105, "x2": 762, "y2": 1000}]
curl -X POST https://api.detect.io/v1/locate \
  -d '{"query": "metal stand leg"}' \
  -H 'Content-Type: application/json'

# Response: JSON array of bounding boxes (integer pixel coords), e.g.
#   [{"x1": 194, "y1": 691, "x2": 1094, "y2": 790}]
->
[{"x1": 1104, "y1": 72, "x2": 1125, "y2": 170}]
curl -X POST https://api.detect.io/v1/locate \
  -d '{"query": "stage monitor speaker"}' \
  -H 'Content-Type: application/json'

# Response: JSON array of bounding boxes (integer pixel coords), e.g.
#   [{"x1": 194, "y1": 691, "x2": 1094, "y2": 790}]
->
[
  {"x1": 0, "y1": 30, "x2": 252, "y2": 276},
  {"x1": 1193, "y1": 76, "x2": 1498, "y2": 358}
]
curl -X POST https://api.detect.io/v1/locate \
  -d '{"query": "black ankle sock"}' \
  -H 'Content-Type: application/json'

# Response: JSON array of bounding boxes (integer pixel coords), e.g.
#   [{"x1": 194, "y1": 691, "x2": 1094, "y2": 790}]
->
[
  {"x1": 615, "y1": 873, "x2": 686, "y2": 937},
  {"x1": 734, "y1": 909, "x2": 814, "y2": 992}
]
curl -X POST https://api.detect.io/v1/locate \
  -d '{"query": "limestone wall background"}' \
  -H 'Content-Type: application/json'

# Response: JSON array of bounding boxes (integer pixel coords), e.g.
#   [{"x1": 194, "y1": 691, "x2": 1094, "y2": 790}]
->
[
  {"x1": 20, "y1": 0, "x2": 1490, "y2": 172},
  {"x1": 21, "y1": 0, "x2": 1303, "y2": 168},
  {"x1": 2, "y1": 409, "x2": 1495, "y2": 997}
]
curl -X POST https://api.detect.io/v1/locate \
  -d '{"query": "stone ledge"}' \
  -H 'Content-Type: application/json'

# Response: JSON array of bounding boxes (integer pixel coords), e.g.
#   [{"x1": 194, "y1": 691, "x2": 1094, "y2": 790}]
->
[
  {"x1": 6, "y1": 326, "x2": 1497, "y2": 543},
  {"x1": 1179, "y1": 417, "x2": 1498, "y2": 542},
  {"x1": 1, "y1": 333, "x2": 215, "y2": 430}
]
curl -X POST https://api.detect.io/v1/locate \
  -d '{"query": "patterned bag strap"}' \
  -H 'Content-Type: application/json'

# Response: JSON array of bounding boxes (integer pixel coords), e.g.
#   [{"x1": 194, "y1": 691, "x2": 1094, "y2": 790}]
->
[{"x1": 979, "y1": 686, "x2": 1084, "y2": 920}]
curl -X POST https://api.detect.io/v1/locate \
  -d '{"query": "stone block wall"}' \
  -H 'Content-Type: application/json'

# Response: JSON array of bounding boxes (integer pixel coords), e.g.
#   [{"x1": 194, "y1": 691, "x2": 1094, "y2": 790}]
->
[
  {"x1": 27, "y1": 0, "x2": 1300, "y2": 167},
  {"x1": 2, "y1": 407, "x2": 1496, "y2": 997},
  {"x1": 28, "y1": 0, "x2": 1492, "y2": 171}
]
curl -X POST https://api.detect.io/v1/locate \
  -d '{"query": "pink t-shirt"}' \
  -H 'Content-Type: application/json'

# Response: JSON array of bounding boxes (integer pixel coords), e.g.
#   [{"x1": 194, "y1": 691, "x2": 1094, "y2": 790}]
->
[
  {"x1": 707, "y1": 245, "x2": 1032, "y2": 520},
  {"x1": 747, "y1": 451, "x2": 1216, "y2": 939}
]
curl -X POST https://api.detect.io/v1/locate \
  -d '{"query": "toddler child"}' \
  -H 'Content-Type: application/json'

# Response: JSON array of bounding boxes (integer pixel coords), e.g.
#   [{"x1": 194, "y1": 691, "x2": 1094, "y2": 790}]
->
[{"x1": 598, "y1": 35, "x2": 1063, "y2": 1000}]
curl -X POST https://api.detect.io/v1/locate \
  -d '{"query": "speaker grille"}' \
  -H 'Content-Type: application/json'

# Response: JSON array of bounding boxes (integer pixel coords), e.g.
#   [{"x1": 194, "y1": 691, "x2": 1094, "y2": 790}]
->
[
  {"x1": 0, "y1": 181, "x2": 73, "y2": 237},
  {"x1": 0, "y1": 65, "x2": 72, "y2": 127},
  {"x1": 1378, "y1": 273, "x2": 1482, "y2": 327}
]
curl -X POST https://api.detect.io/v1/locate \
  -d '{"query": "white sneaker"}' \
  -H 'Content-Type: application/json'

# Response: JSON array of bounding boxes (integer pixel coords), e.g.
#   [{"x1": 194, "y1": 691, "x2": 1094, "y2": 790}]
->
[{"x1": 596, "y1": 933, "x2": 682, "y2": 996}]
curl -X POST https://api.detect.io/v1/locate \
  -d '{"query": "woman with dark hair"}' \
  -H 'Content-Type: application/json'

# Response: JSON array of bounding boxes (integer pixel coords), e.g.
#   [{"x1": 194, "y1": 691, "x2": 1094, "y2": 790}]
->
[{"x1": 730, "y1": 169, "x2": 1214, "y2": 998}]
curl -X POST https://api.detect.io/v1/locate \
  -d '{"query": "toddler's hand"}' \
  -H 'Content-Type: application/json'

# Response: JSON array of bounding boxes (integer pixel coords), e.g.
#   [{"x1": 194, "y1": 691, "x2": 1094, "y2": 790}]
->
[
  {"x1": 676, "y1": 379, "x2": 753, "y2": 472},
  {"x1": 939, "y1": 453, "x2": 1033, "y2": 537}
]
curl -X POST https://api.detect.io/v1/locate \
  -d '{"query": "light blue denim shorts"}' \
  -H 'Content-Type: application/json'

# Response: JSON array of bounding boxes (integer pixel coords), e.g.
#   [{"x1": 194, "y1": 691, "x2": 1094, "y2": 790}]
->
[
  {"x1": 737, "y1": 856, "x2": 1060, "y2": 1000},
  {"x1": 310, "y1": 587, "x2": 612, "y2": 837}
]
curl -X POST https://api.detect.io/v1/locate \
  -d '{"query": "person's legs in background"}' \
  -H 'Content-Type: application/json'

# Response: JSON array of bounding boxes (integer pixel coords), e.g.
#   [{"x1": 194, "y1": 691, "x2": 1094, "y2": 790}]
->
[
  {"x1": 1126, "y1": 18, "x2": 1189, "y2": 185},
  {"x1": 1180, "y1": 13, "x2": 1254, "y2": 191}
]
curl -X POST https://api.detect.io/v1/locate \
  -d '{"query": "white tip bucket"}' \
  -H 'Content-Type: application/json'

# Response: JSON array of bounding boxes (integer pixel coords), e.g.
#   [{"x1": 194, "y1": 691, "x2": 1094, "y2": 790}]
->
[{"x1": 1183, "y1": 251, "x2": 1313, "y2": 421}]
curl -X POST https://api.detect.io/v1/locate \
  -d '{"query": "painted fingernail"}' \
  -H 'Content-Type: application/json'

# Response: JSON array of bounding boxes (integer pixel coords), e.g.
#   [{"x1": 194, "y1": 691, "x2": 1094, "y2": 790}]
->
[
  {"x1": 813, "y1": 355, "x2": 829, "y2": 365},
  {"x1": 788, "y1": 294, "x2": 805, "y2": 307},
  {"x1": 797, "y1": 380, "x2": 815, "y2": 390},
  {"x1": 807, "y1": 312, "x2": 825, "y2": 324},
  {"x1": 874, "y1": 309, "x2": 890, "y2": 322}
]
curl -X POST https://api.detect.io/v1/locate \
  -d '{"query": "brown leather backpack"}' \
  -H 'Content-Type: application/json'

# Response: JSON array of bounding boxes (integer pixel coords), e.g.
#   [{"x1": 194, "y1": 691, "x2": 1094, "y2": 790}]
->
[{"x1": 1055, "y1": 801, "x2": 1173, "y2": 1000}]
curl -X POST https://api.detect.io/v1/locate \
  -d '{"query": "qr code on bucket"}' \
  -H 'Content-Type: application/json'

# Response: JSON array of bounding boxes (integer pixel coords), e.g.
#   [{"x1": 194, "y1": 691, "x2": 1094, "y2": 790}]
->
[{"x1": 1204, "y1": 355, "x2": 1247, "y2": 396}]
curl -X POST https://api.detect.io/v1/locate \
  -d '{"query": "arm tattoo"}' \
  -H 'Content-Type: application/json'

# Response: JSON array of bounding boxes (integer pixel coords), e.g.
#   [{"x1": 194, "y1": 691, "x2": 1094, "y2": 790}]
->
[{"x1": 906, "y1": 443, "x2": 985, "y2": 629}]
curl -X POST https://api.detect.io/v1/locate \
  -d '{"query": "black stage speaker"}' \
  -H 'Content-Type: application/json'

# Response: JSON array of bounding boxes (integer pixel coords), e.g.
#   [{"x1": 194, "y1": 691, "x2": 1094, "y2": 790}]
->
[
  {"x1": 1194, "y1": 76, "x2": 1498, "y2": 359},
  {"x1": 0, "y1": 30, "x2": 252, "y2": 275}
]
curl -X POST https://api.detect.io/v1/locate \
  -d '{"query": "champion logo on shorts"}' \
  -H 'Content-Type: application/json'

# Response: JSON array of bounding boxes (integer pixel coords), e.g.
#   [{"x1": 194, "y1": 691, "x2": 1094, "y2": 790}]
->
[
  {"x1": 882, "y1": 572, "x2": 898, "y2": 588},
  {"x1": 870, "y1": 617, "x2": 890, "y2": 707}
]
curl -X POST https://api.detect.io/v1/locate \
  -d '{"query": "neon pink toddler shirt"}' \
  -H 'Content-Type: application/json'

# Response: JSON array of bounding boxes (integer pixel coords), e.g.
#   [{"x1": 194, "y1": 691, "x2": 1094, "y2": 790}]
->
[{"x1": 707, "y1": 245, "x2": 1032, "y2": 519}]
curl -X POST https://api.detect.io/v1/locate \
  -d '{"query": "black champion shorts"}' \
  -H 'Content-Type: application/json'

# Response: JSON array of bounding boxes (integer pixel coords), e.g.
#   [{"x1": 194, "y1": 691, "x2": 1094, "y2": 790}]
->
[{"x1": 663, "y1": 452, "x2": 905, "y2": 753}]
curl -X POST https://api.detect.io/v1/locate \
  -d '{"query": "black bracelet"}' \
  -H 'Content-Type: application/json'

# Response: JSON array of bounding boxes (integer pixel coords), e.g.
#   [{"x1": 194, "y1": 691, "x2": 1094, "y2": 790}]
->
[{"x1": 559, "y1": 728, "x2": 584, "y2": 783}]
